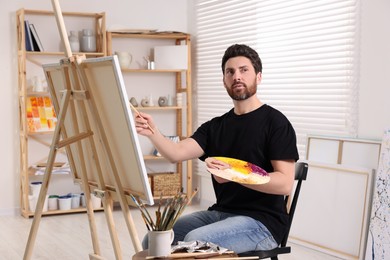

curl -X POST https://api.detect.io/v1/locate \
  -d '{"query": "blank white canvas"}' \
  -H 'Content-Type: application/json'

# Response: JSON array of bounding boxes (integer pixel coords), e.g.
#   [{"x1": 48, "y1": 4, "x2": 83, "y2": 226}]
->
[
  {"x1": 342, "y1": 142, "x2": 381, "y2": 169},
  {"x1": 306, "y1": 138, "x2": 339, "y2": 163},
  {"x1": 290, "y1": 162, "x2": 374, "y2": 259}
]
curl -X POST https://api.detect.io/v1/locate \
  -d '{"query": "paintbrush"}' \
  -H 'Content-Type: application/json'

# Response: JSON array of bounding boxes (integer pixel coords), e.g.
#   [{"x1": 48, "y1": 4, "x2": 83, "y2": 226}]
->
[
  {"x1": 129, "y1": 102, "x2": 155, "y2": 134},
  {"x1": 130, "y1": 194, "x2": 150, "y2": 228},
  {"x1": 132, "y1": 188, "x2": 200, "y2": 231},
  {"x1": 130, "y1": 194, "x2": 155, "y2": 230},
  {"x1": 155, "y1": 193, "x2": 163, "y2": 230},
  {"x1": 168, "y1": 188, "x2": 198, "y2": 229}
]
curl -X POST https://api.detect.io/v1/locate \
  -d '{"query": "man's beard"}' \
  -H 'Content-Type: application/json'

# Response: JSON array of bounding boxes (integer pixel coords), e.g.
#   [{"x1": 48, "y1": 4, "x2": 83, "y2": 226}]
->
[{"x1": 226, "y1": 80, "x2": 257, "y2": 101}]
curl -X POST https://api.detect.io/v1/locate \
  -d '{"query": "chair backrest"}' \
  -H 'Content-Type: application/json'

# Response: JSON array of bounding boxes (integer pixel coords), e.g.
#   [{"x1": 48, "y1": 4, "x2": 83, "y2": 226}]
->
[{"x1": 280, "y1": 162, "x2": 308, "y2": 247}]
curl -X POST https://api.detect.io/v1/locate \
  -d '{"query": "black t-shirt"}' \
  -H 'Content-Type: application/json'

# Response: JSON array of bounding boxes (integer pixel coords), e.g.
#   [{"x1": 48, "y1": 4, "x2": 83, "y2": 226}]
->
[{"x1": 191, "y1": 104, "x2": 299, "y2": 244}]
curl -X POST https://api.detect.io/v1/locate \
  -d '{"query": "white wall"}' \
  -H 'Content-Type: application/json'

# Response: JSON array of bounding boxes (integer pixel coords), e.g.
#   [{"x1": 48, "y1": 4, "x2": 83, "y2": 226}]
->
[
  {"x1": 0, "y1": 0, "x2": 188, "y2": 215},
  {"x1": 358, "y1": 0, "x2": 390, "y2": 138},
  {"x1": 2, "y1": 0, "x2": 390, "y2": 215}
]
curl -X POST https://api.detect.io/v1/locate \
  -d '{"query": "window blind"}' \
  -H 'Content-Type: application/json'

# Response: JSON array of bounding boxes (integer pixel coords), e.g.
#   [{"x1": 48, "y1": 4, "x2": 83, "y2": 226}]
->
[{"x1": 194, "y1": 0, "x2": 359, "y2": 159}]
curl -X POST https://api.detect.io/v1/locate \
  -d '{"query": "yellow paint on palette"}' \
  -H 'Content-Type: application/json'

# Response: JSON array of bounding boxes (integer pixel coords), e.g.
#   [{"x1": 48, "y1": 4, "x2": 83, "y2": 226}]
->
[{"x1": 214, "y1": 157, "x2": 251, "y2": 175}]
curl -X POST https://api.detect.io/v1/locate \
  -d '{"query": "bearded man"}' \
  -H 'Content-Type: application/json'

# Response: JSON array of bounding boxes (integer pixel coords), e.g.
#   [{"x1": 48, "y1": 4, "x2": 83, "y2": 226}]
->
[{"x1": 135, "y1": 44, "x2": 299, "y2": 253}]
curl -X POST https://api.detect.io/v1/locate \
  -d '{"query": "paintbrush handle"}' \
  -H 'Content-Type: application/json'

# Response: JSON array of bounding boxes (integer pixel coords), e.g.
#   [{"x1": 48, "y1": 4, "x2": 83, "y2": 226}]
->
[
  {"x1": 187, "y1": 188, "x2": 199, "y2": 205},
  {"x1": 129, "y1": 103, "x2": 155, "y2": 134}
]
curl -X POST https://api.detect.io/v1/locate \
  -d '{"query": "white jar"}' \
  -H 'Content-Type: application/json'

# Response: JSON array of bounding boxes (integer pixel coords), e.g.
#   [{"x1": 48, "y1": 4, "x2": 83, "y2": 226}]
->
[{"x1": 80, "y1": 29, "x2": 96, "y2": 52}]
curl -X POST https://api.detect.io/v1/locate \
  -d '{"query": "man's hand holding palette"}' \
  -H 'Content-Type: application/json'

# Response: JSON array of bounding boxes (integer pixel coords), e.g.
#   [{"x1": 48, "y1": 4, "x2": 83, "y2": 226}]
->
[{"x1": 206, "y1": 157, "x2": 270, "y2": 185}]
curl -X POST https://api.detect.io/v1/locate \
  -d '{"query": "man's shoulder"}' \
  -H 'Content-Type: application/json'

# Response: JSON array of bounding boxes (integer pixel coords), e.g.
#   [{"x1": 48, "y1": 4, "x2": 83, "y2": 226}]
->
[
  {"x1": 262, "y1": 104, "x2": 288, "y2": 118},
  {"x1": 209, "y1": 109, "x2": 234, "y2": 121}
]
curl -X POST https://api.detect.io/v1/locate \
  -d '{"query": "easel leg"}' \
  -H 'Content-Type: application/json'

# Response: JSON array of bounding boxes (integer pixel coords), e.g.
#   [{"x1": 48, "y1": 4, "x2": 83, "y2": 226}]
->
[
  {"x1": 100, "y1": 191, "x2": 123, "y2": 260},
  {"x1": 113, "y1": 188, "x2": 142, "y2": 252},
  {"x1": 23, "y1": 89, "x2": 71, "y2": 260},
  {"x1": 81, "y1": 186, "x2": 102, "y2": 257},
  {"x1": 122, "y1": 204, "x2": 143, "y2": 252},
  {"x1": 23, "y1": 165, "x2": 53, "y2": 260}
]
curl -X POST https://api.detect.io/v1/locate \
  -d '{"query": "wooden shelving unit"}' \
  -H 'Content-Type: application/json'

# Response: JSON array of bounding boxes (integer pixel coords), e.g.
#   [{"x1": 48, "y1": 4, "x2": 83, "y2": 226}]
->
[
  {"x1": 106, "y1": 31, "x2": 193, "y2": 198},
  {"x1": 16, "y1": 8, "x2": 106, "y2": 218}
]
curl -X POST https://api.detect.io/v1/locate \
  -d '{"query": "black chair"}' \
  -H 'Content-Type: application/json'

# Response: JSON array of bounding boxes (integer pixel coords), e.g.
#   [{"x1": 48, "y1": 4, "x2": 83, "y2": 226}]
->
[{"x1": 238, "y1": 162, "x2": 308, "y2": 260}]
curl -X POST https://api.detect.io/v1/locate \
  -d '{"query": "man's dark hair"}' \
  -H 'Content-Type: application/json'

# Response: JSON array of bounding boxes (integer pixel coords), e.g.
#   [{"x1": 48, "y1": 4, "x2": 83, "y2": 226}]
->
[{"x1": 221, "y1": 44, "x2": 262, "y2": 74}]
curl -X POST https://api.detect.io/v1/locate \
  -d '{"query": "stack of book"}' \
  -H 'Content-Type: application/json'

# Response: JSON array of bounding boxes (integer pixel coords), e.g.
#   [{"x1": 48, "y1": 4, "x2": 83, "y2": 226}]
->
[{"x1": 24, "y1": 20, "x2": 44, "y2": 52}]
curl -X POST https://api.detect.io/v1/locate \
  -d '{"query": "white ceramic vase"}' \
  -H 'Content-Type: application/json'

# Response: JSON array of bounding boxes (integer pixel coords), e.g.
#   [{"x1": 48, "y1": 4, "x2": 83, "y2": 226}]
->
[
  {"x1": 68, "y1": 30, "x2": 80, "y2": 52},
  {"x1": 115, "y1": 51, "x2": 133, "y2": 69}
]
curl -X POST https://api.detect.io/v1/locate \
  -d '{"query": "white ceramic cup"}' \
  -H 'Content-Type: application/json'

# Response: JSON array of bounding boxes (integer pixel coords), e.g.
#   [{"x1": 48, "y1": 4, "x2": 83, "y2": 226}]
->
[
  {"x1": 148, "y1": 229, "x2": 174, "y2": 257},
  {"x1": 48, "y1": 196, "x2": 58, "y2": 210},
  {"x1": 58, "y1": 196, "x2": 72, "y2": 210},
  {"x1": 42, "y1": 195, "x2": 49, "y2": 212},
  {"x1": 29, "y1": 182, "x2": 42, "y2": 197},
  {"x1": 71, "y1": 193, "x2": 81, "y2": 209}
]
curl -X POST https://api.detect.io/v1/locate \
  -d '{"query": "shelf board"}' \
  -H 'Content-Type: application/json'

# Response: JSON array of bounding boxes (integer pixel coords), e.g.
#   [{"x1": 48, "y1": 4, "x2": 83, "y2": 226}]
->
[
  {"x1": 28, "y1": 130, "x2": 54, "y2": 136},
  {"x1": 151, "y1": 195, "x2": 178, "y2": 200},
  {"x1": 136, "y1": 106, "x2": 182, "y2": 111},
  {"x1": 148, "y1": 171, "x2": 176, "y2": 176},
  {"x1": 27, "y1": 91, "x2": 50, "y2": 97},
  {"x1": 26, "y1": 51, "x2": 106, "y2": 57},
  {"x1": 23, "y1": 207, "x2": 104, "y2": 218},
  {"x1": 28, "y1": 164, "x2": 70, "y2": 176},
  {"x1": 144, "y1": 155, "x2": 166, "y2": 160},
  {"x1": 121, "y1": 68, "x2": 187, "y2": 73},
  {"x1": 20, "y1": 9, "x2": 105, "y2": 19},
  {"x1": 108, "y1": 31, "x2": 190, "y2": 40}
]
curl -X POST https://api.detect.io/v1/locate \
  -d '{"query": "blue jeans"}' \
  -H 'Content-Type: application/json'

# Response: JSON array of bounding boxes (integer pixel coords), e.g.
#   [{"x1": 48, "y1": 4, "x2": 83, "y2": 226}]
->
[{"x1": 142, "y1": 210, "x2": 278, "y2": 254}]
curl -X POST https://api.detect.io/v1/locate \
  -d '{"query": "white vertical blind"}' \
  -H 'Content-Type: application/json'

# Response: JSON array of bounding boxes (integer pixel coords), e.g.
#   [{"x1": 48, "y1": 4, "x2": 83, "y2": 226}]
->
[{"x1": 194, "y1": 0, "x2": 359, "y2": 158}]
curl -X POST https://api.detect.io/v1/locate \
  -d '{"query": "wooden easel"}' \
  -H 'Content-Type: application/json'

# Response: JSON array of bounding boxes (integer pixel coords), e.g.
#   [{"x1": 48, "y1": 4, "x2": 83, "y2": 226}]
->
[{"x1": 23, "y1": 1, "x2": 143, "y2": 259}]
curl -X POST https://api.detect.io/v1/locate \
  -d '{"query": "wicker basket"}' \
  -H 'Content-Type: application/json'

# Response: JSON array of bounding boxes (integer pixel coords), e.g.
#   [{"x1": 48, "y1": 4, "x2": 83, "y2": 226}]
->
[{"x1": 152, "y1": 173, "x2": 181, "y2": 197}]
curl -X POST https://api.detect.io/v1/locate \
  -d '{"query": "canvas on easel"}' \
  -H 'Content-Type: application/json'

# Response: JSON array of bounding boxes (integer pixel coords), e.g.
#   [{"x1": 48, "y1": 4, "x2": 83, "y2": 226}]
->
[{"x1": 42, "y1": 56, "x2": 154, "y2": 205}]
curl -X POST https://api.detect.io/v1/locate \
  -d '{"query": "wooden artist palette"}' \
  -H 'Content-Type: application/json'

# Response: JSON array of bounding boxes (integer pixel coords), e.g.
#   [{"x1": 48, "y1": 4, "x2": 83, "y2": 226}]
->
[{"x1": 207, "y1": 157, "x2": 270, "y2": 184}]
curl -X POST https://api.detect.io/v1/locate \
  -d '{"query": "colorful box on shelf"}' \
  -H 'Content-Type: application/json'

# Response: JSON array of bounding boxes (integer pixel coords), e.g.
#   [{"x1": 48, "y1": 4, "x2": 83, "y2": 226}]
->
[{"x1": 26, "y1": 96, "x2": 57, "y2": 133}]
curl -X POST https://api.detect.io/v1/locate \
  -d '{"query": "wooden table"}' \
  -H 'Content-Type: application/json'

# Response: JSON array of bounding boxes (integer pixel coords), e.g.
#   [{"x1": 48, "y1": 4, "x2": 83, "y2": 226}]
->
[{"x1": 132, "y1": 250, "x2": 245, "y2": 259}]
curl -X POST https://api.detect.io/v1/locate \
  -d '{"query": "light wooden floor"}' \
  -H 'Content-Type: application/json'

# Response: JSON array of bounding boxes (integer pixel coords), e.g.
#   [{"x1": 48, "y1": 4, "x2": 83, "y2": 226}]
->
[{"x1": 0, "y1": 204, "x2": 342, "y2": 259}]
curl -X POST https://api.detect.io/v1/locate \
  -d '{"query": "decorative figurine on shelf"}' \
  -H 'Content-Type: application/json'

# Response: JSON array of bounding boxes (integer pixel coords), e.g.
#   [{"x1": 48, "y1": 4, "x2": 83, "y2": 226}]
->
[
  {"x1": 129, "y1": 97, "x2": 138, "y2": 107},
  {"x1": 141, "y1": 95, "x2": 154, "y2": 107},
  {"x1": 141, "y1": 98, "x2": 150, "y2": 107},
  {"x1": 158, "y1": 96, "x2": 168, "y2": 107}
]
